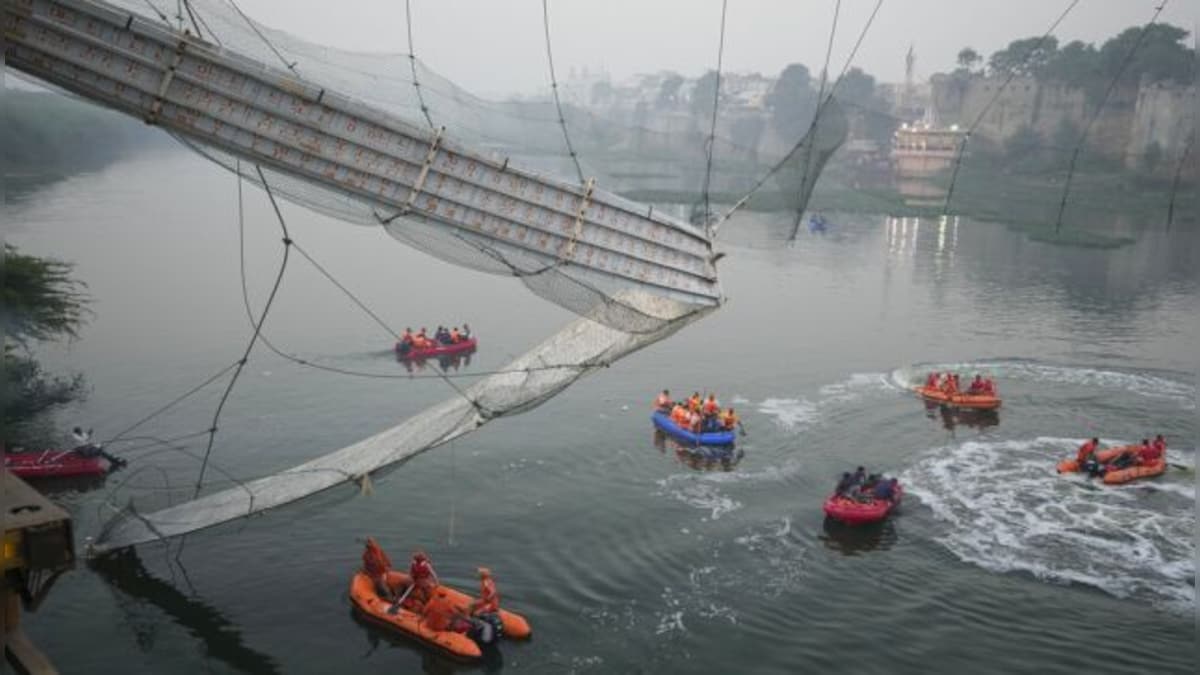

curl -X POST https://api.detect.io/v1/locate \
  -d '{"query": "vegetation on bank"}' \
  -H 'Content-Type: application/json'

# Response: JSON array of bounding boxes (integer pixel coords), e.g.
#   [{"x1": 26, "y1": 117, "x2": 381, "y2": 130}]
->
[{"x1": 1, "y1": 245, "x2": 92, "y2": 449}]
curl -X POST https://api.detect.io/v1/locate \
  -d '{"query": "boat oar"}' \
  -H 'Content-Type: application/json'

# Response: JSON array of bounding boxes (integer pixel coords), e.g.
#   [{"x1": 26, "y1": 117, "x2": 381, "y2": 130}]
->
[
  {"x1": 388, "y1": 582, "x2": 415, "y2": 615},
  {"x1": 1168, "y1": 462, "x2": 1192, "y2": 472}
]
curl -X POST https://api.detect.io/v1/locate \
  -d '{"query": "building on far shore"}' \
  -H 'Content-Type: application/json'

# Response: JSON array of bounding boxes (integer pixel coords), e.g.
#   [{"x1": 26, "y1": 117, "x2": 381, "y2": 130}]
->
[{"x1": 890, "y1": 122, "x2": 967, "y2": 206}]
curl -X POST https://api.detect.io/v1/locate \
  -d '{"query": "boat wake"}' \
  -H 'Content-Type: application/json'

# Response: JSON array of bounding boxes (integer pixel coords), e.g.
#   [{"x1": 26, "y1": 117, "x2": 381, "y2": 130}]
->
[
  {"x1": 757, "y1": 371, "x2": 896, "y2": 431},
  {"x1": 892, "y1": 360, "x2": 1195, "y2": 409},
  {"x1": 902, "y1": 437, "x2": 1195, "y2": 613}
]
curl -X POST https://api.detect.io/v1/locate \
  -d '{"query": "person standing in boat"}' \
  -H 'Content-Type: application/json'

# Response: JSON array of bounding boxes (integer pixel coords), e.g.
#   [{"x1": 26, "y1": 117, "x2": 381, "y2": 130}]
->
[
  {"x1": 872, "y1": 478, "x2": 899, "y2": 501},
  {"x1": 71, "y1": 426, "x2": 126, "y2": 468},
  {"x1": 409, "y1": 550, "x2": 439, "y2": 605},
  {"x1": 654, "y1": 389, "x2": 673, "y2": 412},
  {"x1": 1076, "y1": 438, "x2": 1100, "y2": 471},
  {"x1": 470, "y1": 567, "x2": 500, "y2": 619},
  {"x1": 925, "y1": 372, "x2": 939, "y2": 389},
  {"x1": 362, "y1": 537, "x2": 396, "y2": 601},
  {"x1": 720, "y1": 407, "x2": 742, "y2": 434},
  {"x1": 461, "y1": 323, "x2": 471, "y2": 339}
]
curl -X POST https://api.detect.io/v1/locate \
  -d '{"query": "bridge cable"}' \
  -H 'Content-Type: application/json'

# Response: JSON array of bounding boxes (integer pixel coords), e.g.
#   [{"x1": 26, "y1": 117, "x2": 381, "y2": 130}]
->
[
  {"x1": 404, "y1": 0, "x2": 436, "y2": 130},
  {"x1": 541, "y1": 0, "x2": 587, "y2": 185},
  {"x1": 1164, "y1": 124, "x2": 1194, "y2": 231},
  {"x1": 712, "y1": 0, "x2": 883, "y2": 237},
  {"x1": 224, "y1": 0, "x2": 299, "y2": 74},
  {"x1": 192, "y1": 164, "x2": 292, "y2": 498},
  {"x1": 699, "y1": 0, "x2": 729, "y2": 237},
  {"x1": 1054, "y1": 2, "x2": 1169, "y2": 234},
  {"x1": 787, "y1": 0, "x2": 841, "y2": 242}
]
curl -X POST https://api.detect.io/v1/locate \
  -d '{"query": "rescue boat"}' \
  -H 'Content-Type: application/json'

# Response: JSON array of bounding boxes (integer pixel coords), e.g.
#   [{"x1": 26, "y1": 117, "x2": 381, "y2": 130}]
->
[
  {"x1": 348, "y1": 570, "x2": 531, "y2": 661},
  {"x1": 822, "y1": 484, "x2": 903, "y2": 526},
  {"x1": 1056, "y1": 445, "x2": 1166, "y2": 485},
  {"x1": 3, "y1": 449, "x2": 109, "y2": 479},
  {"x1": 651, "y1": 411, "x2": 735, "y2": 446},
  {"x1": 395, "y1": 337, "x2": 478, "y2": 360},
  {"x1": 915, "y1": 386, "x2": 1001, "y2": 410}
]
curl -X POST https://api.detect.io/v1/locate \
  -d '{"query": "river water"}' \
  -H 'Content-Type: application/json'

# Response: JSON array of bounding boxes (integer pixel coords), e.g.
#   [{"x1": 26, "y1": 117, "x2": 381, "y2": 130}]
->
[{"x1": 5, "y1": 151, "x2": 1196, "y2": 674}]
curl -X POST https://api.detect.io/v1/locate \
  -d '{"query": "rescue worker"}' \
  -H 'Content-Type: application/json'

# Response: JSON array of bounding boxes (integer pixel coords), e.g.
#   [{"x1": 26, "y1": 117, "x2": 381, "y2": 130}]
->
[
  {"x1": 470, "y1": 567, "x2": 500, "y2": 618},
  {"x1": 968, "y1": 375, "x2": 985, "y2": 394},
  {"x1": 925, "y1": 372, "x2": 939, "y2": 389},
  {"x1": 688, "y1": 409, "x2": 703, "y2": 433},
  {"x1": 362, "y1": 537, "x2": 395, "y2": 601},
  {"x1": 415, "y1": 328, "x2": 431, "y2": 349},
  {"x1": 1076, "y1": 437, "x2": 1100, "y2": 466},
  {"x1": 409, "y1": 550, "x2": 439, "y2": 605},
  {"x1": 981, "y1": 378, "x2": 996, "y2": 396},
  {"x1": 701, "y1": 394, "x2": 720, "y2": 418},
  {"x1": 670, "y1": 403, "x2": 688, "y2": 427},
  {"x1": 1152, "y1": 434, "x2": 1167, "y2": 455},
  {"x1": 401, "y1": 327, "x2": 414, "y2": 343},
  {"x1": 461, "y1": 323, "x2": 471, "y2": 339},
  {"x1": 850, "y1": 466, "x2": 867, "y2": 487},
  {"x1": 450, "y1": 326, "x2": 461, "y2": 343},
  {"x1": 1138, "y1": 437, "x2": 1164, "y2": 464},
  {"x1": 688, "y1": 392, "x2": 702, "y2": 413},
  {"x1": 872, "y1": 478, "x2": 899, "y2": 501},
  {"x1": 1110, "y1": 441, "x2": 1147, "y2": 470},
  {"x1": 719, "y1": 407, "x2": 741, "y2": 432},
  {"x1": 655, "y1": 389, "x2": 673, "y2": 412},
  {"x1": 834, "y1": 472, "x2": 855, "y2": 497}
]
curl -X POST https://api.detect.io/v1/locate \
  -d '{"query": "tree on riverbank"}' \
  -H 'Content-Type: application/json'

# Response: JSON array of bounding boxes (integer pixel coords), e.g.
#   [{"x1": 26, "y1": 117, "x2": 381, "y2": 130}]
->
[{"x1": 1, "y1": 245, "x2": 91, "y2": 448}]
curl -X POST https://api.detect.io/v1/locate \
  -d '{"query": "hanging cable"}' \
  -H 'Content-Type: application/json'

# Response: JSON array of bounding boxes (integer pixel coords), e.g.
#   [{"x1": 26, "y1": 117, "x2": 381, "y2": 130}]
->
[
  {"x1": 541, "y1": 0, "x2": 586, "y2": 185},
  {"x1": 193, "y1": 164, "x2": 293, "y2": 498},
  {"x1": 941, "y1": 0, "x2": 1080, "y2": 218},
  {"x1": 712, "y1": 0, "x2": 883, "y2": 237},
  {"x1": 405, "y1": 0, "x2": 436, "y2": 130},
  {"x1": 1054, "y1": 2, "x2": 1169, "y2": 233},
  {"x1": 224, "y1": 0, "x2": 299, "y2": 74},
  {"x1": 103, "y1": 361, "x2": 240, "y2": 445},
  {"x1": 699, "y1": 0, "x2": 729, "y2": 236},
  {"x1": 787, "y1": 0, "x2": 841, "y2": 241},
  {"x1": 1165, "y1": 129, "x2": 1194, "y2": 231}
]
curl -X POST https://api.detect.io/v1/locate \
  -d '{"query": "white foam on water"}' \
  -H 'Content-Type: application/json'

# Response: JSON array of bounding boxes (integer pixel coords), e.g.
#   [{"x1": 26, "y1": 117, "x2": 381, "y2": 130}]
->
[
  {"x1": 655, "y1": 476, "x2": 742, "y2": 520},
  {"x1": 757, "y1": 397, "x2": 820, "y2": 430},
  {"x1": 732, "y1": 517, "x2": 808, "y2": 598},
  {"x1": 902, "y1": 437, "x2": 1196, "y2": 613}
]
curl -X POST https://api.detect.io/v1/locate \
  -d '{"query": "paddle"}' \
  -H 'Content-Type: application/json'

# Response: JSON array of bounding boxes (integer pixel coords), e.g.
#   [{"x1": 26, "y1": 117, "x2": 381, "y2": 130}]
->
[
  {"x1": 388, "y1": 583, "x2": 414, "y2": 615},
  {"x1": 1168, "y1": 462, "x2": 1192, "y2": 472}
]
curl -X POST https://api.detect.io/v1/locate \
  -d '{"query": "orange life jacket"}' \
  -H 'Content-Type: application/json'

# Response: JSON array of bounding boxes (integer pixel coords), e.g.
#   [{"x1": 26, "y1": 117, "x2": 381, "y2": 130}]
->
[
  {"x1": 702, "y1": 398, "x2": 719, "y2": 416},
  {"x1": 655, "y1": 394, "x2": 672, "y2": 409},
  {"x1": 450, "y1": 329, "x2": 461, "y2": 343},
  {"x1": 720, "y1": 411, "x2": 738, "y2": 429},
  {"x1": 362, "y1": 538, "x2": 392, "y2": 577},
  {"x1": 688, "y1": 396, "x2": 701, "y2": 412},
  {"x1": 1076, "y1": 440, "x2": 1098, "y2": 463}
]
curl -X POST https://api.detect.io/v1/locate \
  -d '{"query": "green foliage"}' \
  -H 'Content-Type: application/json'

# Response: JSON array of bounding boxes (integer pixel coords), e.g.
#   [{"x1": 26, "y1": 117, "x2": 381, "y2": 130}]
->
[
  {"x1": 989, "y1": 36, "x2": 1059, "y2": 77},
  {"x1": 766, "y1": 63, "x2": 817, "y2": 138},
  {"x1": 835, "y1": 68, "x2": 896, "y2": 146},
  {"x1": 957, "y1": 47, "x2": 982, "y2": 72},
  {"x1": 1, "y1": 245, "x2": 91, "y2": 345},
  {"x1": 690, "y1": 70, "x2": 719, "y2": 119},
  {"x1": 656, "y1": 73, "x2": 684, "y2": 108},
  {"x1": 1, "y1": 347, "x2": 87, "y2": 448}
]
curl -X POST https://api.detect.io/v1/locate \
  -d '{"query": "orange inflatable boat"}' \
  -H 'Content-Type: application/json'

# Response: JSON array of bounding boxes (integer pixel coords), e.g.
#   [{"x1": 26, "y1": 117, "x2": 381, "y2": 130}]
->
[
  {"x1": 915, "y1": 386, "x2": 1001, "y2": 410},
  {"x1": 349, "y1": 570, "x2": 531, "y2": 660},
  {"x1": 1056, "y1": 445, "x2": 1166, "y2": 484}
]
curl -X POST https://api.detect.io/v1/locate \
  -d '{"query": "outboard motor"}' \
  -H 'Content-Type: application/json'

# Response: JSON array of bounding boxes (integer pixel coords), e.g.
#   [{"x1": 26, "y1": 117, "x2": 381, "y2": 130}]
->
[{"x1": 467, "y1": 613, "x2": 504, "y2": 646}]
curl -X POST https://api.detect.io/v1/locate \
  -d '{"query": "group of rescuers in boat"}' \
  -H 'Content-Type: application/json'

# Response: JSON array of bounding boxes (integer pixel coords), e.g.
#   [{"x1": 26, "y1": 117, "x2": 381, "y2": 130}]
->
[
  {"x1": 924, "y1": 372, "x2": 997, "y2": 397},
  {"x1": 833, "y1": 466, "x2": 899, "y2": 502},
  {"x1": 362, "y1": 538, "x2": 502, "y2": 635},
  {"x1": 398, "y1": 324, "x2": 472, "y2": 351},
  {"x1": 654, "y1": 390, "x2": 744, "y2": 434},
  {"x1": 1075, "y1": 435, "x2": 1167, "y2": 475}
]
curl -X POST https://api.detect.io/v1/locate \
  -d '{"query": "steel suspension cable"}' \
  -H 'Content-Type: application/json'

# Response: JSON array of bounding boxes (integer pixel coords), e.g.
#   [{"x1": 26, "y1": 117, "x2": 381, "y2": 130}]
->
[
  {"x1": 699, "y1": 0, "x2": 730, "y2": 235},
  {"x1": 541, "y1": 0, "x2": 586, "y2": 185}
]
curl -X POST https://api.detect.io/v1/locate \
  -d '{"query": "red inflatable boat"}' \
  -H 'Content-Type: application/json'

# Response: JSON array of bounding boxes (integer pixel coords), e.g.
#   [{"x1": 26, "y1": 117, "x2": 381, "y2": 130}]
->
[
  {"x1": 823, "y1": 484, "x2": 903, "y2": 525},
  {"x1": 395, "y1": 338, "x2": 477, "y2": 360},
  {"x1": 4, "y1": 449, "x2": 109, "y2": 479}
]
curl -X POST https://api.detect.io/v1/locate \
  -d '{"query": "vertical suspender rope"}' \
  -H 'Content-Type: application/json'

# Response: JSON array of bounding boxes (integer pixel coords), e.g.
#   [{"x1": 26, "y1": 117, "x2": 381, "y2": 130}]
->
[
  {"x1": 405, "y1": 0, "x2": 436, "y2": 130},
  {"x1": 699, "y1": 0, "x2": 729, "y2": 238},
  {"x1": 787, "y1": 0, "x2": 840, "y2": 242},
  {"x1": 542, "y1": 0, "x2": 587, "y2": 186},
  {"x1": 940, "y1": 0, "x2": 1079, "y2": 219},
  {"x1": 1054, "y1": 2, "x2": 1168, "y2": 234}
]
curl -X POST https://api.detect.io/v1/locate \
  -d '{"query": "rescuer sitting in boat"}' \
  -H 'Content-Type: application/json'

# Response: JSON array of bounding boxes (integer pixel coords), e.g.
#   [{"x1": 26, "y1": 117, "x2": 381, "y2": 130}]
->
[
  {"x1": 409, "y1": 550, "x2": 440, "y2": 606},
  {"x1": 1076, "y1": 437, "x2": 1101, "y2": 473},
  {"x1": 71, "y1": 426, "x2": 127, "y2": 468},
  {"x1": 719, "y1": 407, "x2": 742, "y2": 433},
  {"x1": 654, "y1": 389, "x2": 673, "y2": 413},
  {"x1": 470, "y1": 567, "x2": 501, "y2": 622}
]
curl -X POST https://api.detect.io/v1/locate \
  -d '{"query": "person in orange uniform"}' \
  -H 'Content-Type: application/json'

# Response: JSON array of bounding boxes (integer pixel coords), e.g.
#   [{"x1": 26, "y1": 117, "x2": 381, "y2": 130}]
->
[
  {"x1": 655, "y1": 389, "x2": 673, "y2": 412},
  {"x1": 409, "y1": 550, "x2": 439, "y2": 606},
  {"x1": 720, "y1": 407, "x2": 741, "y2": 433},
  {"x1": 981, "y1": 378, "x2": 996, "y2": 396},
  {"x1": 670, "y1": 403, "x2": 688, "y2": 427},
  {"x1": 688, "y1": 392, "x2": 702, "y2": 413},
  {"x1": 1152, "y1": 434, "x2": 1167, "y2": 455},
  {"x1": 701, "y1": 394, "x2": 720, "y2": 418},
  {"x1": 450, "y1": 327, "x2": 462, "y2": 344},
  {"x1": 470, "y1": 567, "x2": 500, "y2": 618},
  {"x1": 362, "y1": 537, "x2": 395, "y2": 601},
  {"x1": 1138, "y1": 437, "x2": 1164, "y2": 464},
  {"x1": 968, "y1": 375, "x2": 985, "y2": 394},
  {"x1": 1076, "y1": 437, "x2": 1100, "y2": 467},
  {"x1": 925, "y1": 372, "x2": 939, "y2": 389}
]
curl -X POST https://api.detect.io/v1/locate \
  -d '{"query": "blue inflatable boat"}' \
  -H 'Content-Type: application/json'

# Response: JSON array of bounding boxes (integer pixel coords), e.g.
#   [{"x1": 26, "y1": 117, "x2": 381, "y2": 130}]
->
[{"x1": 651, "y1": 411, "x2": 736, "y2": 446}]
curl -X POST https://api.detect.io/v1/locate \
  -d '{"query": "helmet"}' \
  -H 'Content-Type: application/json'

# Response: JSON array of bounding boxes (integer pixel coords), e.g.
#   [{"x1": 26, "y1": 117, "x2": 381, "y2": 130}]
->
[{"x1": 477, "y1": 567, "x2": 491, "y2": 577}]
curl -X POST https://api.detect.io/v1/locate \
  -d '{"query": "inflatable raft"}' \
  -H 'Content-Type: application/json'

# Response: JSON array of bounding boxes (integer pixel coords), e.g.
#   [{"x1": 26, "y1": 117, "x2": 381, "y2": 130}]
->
[
  {"x1": 349, "y1": 570, "x2": 530, "y2": 661},
  {"x1": 915, "y1": 386, "x2": 1001, "y2": 410},
  {"x1": 823, "y1": 485, "x2": 903, "y2": 526},
  {"x1": 396, "y1": 338, "x2": 478, "y2": 360},
  {"x1": 1056, "y1": 445, "x2": 1166, "y2": 485},
  {"x1": 651, "y1": 411, "x2": 735, "y2": 446},
  {"x1": 3, "y1": 449, "x2": 109, "y2": 479}
]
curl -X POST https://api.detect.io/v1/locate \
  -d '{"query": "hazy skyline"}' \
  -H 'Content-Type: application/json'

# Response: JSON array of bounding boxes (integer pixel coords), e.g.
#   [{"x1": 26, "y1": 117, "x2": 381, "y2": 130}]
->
[{"x1": 226, "y1": 0, "x2": 1196, "y2": 97}]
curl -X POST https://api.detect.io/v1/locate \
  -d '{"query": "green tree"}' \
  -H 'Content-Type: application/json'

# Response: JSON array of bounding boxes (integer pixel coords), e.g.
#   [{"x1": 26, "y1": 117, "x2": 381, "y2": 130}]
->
[
  {"x1": 1, "y1": 245, "x2": 91, "y2": 447},
  {"x1": 989, "y1": 36, "x2": 1059, "y2": 77},
  {"x1": 1100, "y1": 24, "x2": 1192, "y2": 87},
  {"x1": 690, "y1": 70, "x2": 719, "y2": 119},
  {"x1": 1041, "y1": 40, "x2": 1101, "y2": 84},
  {"x1": 766, "y1": 63, "x2": 816, "y2": 138},
  {"x1": 656, "y1": 73, "x2": 684, "y2": 108},
  {"x1": 834, "y1": 68, "x2": 896, "y2": 146},
  {"x1": 957, "y1": 47, "x2": 982, "y2": 72},
  {"x1": 1139, "y1": 140, "x2": 1164, "y2": 175}
]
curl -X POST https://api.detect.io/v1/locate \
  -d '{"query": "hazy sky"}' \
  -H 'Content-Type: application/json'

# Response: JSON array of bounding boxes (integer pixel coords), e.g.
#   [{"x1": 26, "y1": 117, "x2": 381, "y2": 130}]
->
[{"x1": 224, "y1": 0, "x2": 1196, "y2": 96}]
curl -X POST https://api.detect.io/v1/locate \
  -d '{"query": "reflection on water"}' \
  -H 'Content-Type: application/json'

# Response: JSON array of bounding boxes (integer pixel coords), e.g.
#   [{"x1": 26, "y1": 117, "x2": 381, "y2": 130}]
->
[
  {"x1": 923, "y1": 402, "x2": 1001, "y2": 433},
  {"x1": 652, "y1": 430, "x2": 744, "y2": 472},
  {"x1": 397, "y1": 350, "x2": 475, "y2": 374},
  {"x1": 820, "y1": 516, "x2": 899, "y2": 556},
  {"x1": 349, "y1": 609, "x2": 503, "y2": 675},
  {"x1": 89, "y1": 548, "x2": 280, "y2": 675}
]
